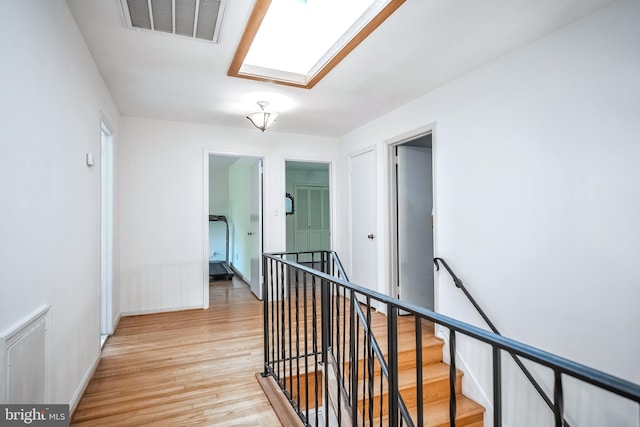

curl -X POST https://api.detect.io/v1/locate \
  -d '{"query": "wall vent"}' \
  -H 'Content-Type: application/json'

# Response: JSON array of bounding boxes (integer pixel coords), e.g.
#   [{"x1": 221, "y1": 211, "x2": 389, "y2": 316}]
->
[{"x1": 120, "y1": 0, "x2": 227, "y2": 43}]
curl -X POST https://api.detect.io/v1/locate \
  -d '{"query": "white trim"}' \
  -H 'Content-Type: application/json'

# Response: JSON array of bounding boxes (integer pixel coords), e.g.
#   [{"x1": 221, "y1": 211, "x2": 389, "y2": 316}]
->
[
  {"x1": 0, "y1": 305, "x2": 51, "y2": 404},
  {"x1": 120, "y1": 304, "x2": 204, "y2": 317},
  {"x1": 69, "y1": 349, "x2": 101, "y2": 416},
  {"x1": 111, "y1": 314, "x2": 121, "y2": 333},
  {"x1": 283, "y1": 157, "x2": 337, "y2": 253},
  {"x1": 384, "y1": 123, "x2": 437, "y2": 310},
  {"x1": 100, "y1": 116, "x2": 115, "y2": 336},
  {"x1": 203, "y1": 149, "x2": 268, "y2": 306}
]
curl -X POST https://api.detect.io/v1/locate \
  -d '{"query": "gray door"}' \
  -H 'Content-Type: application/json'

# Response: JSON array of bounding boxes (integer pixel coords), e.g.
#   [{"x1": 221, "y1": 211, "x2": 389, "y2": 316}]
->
[{"x1": 397, "y1": 145, "x2": 433, "y2": 309}]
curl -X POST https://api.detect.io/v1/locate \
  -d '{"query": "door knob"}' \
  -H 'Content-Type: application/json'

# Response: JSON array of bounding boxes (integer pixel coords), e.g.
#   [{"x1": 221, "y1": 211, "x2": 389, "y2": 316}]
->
[
  {"x1": 367, "y1": 234, "x2": 375, "y2": 239},
  {"x1": 247, "y1": 232, "x2": 254, "y2": 236}
]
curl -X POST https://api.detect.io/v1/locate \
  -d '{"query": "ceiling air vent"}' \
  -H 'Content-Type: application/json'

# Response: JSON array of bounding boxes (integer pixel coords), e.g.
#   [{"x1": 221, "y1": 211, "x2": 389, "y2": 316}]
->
[{"x1": 120, "y1": 0, "x2": 226, "y2": 43}]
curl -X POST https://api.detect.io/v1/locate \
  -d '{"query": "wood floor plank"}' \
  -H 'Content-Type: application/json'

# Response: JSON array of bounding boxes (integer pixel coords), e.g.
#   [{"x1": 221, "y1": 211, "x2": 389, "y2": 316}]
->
[{"x1": 72, "y1": 277, "x2": 282, "y2": 426}]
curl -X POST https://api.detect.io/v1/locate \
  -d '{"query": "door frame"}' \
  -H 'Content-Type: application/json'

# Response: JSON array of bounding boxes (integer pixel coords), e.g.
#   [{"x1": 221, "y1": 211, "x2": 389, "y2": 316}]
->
[
  {"x1": 283, "y1": 157, "x2": 337, "y2": 253},
  {"x1": 203, "y1": 150, "x2": 267, "y2": 306},
  {"x1": 385, "y1": 123, "x2": 438, "y2": 310},
  {"x1": 100, "y1": 114, "x2": 115, "y2": 340}
]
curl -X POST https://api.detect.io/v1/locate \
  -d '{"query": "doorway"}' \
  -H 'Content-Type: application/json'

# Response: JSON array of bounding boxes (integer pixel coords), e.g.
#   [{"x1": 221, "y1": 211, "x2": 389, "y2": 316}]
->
[
  {"x1": 285, "y1": 161, "x2": 331, "y2": 262},
  {"x1": 207, "y1": 155, "x2": 264, "y2": 300},
  {"x1": 391, "y1": 133, "x2": 434, "y2": 310},
  {"x1": 100, "y1": 119, "x2": 114, "y2": 345}
]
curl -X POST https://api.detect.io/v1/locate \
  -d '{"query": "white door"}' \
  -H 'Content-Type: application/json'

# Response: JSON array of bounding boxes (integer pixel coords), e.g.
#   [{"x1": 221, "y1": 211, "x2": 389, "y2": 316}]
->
[
  {"x1": 397, "y1": 145, "x2": 434, "y2": 309},
  {"x1": 349, "y1": 150, "x2": 378, "y2": 292},
  {"x1": 249, "y1": 159, "x2": 263, "y2": 299},
  {"x1": 294, "y1": 185, "x2": 330, "y2": 252}
]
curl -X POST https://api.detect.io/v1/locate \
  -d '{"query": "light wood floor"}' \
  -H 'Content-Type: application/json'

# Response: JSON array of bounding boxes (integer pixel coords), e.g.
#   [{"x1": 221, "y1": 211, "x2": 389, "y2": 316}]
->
[{"x1": 72, "y1": 277, "x2": 282, "y2": 426}]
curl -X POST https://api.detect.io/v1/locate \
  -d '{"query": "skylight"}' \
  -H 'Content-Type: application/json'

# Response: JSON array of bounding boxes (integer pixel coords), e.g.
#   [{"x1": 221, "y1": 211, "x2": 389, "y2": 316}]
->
[{"x1": 228, "y1": 0, "x2": 405, "y2": 89}]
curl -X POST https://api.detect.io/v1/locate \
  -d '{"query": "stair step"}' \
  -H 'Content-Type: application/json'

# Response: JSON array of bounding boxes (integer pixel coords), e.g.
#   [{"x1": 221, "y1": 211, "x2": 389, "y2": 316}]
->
[
  {"x1": 356, "y1": 362, "x2": 462, "y2": 416},
  {"x1": 374, "y1": 394, "x2": 485, "y2": 427},
  {"x1": 345, "y1": 340, "x2": 444, "y2": 381}
]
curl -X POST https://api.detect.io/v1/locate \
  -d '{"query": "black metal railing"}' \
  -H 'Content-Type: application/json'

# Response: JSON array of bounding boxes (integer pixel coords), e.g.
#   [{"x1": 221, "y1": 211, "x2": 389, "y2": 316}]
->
[
  {"x1": 262, "y1": 251, "x2": 640, "y2": 426},
  {"x1": 261, "y1": 250, "x2": 413, "y2": 426},
  {"x1": 433, "y1": 257, "x2": 573, "y2": 426}
]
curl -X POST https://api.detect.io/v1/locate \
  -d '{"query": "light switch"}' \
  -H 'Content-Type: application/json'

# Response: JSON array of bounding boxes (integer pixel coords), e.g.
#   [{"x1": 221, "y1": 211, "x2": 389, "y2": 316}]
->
[{"x1": 86, "y1": 153, "x2": 95, "y2": 167}]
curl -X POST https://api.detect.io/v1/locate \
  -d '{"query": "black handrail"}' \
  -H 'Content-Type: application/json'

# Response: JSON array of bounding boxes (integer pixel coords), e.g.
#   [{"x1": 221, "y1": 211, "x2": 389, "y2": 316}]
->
[
  {"x1": 263, "y1": 251, "x2": 640, "y2": 426},
  {"x1": 434, "y1": 257, "x2": 570, "y2": 426}
]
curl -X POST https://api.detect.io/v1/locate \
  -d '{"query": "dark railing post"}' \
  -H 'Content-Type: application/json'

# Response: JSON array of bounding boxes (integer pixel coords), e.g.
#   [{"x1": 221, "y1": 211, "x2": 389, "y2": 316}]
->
[
  {"x1": 321, "y1": 275, "x2": 330, "y2": 427},
  {"x1": 349, "y1": 290, "x2": 358, "y2": 425},
  {"x1": 493, "y1": 347, "x2": 502, "y2": 427},
  {"x1": 388, "y1": 303, "x2": 399, "y2": 426},
  {"x1": 416, "y1": 317, "x2": 424, "y2": 427},
  {"x1": 449, "y1": 329, "x2": 457, "y2": 427},
  {"x1": 262, "y1": 255, "x2": 269, "y2": 377},
  {"x1": 554, "y1": 370, "x2": 564, "y2": 427}
]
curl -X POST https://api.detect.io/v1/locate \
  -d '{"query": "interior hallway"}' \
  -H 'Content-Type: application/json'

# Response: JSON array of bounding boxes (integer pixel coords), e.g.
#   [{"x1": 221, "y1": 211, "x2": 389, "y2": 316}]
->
[{"x1": 72, "y1": 277, "x2": 281, "y2": 426}]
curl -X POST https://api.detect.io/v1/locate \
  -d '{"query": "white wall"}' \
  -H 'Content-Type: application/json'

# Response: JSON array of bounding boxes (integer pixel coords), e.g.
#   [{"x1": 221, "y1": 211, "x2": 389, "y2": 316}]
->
[
  {"x1": 0, "y1": 0, "x2": 119, "y2": 408},
  {"x1": 118, "y1": 117, "x2": 339, "y2": 313},
  {"x1": 338, "y1": 0, "x2": 640, "y2": 425}
]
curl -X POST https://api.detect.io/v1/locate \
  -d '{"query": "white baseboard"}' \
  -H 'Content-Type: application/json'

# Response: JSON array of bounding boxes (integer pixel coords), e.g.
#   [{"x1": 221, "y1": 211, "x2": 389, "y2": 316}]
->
[
  {"x1": 229, "y1": 265, "x2": 249, "y2": 284},
  {"x1": 120, "y1": 304, "x2": 203, "y2": 317},
  {"x1": 111, "y1": 313, "x2": 121, "y2": 332},
  {"x1": 69, "y1": 349, "x2": 100, "y2": 416}
]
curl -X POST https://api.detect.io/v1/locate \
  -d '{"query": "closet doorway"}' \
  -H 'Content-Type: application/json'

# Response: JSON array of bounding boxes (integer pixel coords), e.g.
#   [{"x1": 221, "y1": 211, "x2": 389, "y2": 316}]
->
[
  {"x1": 390, "y1": 133, "x2": 434, "y2": 310},
  {"x1": 285, "y1": 161, "x2": 331, "y2": 262}
]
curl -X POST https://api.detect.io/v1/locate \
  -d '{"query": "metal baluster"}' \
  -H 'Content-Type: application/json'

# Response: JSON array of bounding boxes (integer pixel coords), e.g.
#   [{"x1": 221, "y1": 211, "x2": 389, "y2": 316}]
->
[
  {"x1": 350, "y1": 290, "x2": 358, "y2": 425},
  {"x1": 262, "y1": 256, "x2": 269, "y2": 376},
  {"x1": 493, "y1": 347, "x2": 502, "y2": 427},
  {"x1": 321, "y1": 275, "x2": 330, "y2": 427},
  {"x1": 388, "y1": 304, "x2": 399, "y2": 427},
  {"x1": 416, "y1": 317, "x2": 424, "y2": 427},
  {"x1": 288, "y1": 266, "x2": 293, "y2": 398},
  {"x1": 449, "y1": 330, "x2": 457, "y2": 427},
  {"x1": 367, "y1": 297, "x2": 374, "y2": 427},
  {"x1": 270, "y1": 259, "x2": 275, "y2": 375},
  {"x1": 281, "y1": 263, "x2": 286, "y2": 387},
  {"x1": 303, "y1": 268, "x2": 309, "y2": 422},
  {"x1": 295, "y1": 265, "x2": 300, "y2": 414},
  {"x1": 379, "y1": 359, "x2": 383, "y2": 427},
  {"x1": 554, "y1": 370, "x2": 564, "y2": 427},
  {"x1": 312, "y1": 273, "x2": 319, "y2": 427}
]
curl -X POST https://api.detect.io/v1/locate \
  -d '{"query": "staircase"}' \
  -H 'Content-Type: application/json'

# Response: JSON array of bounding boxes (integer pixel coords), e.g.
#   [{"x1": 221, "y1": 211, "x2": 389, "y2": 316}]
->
[
  {"x1": 263, "y1": 252, "x2": 640, "y2": 427},
  {"x1": 338, "y1": 313, "x2": 484, "y2": 426}
]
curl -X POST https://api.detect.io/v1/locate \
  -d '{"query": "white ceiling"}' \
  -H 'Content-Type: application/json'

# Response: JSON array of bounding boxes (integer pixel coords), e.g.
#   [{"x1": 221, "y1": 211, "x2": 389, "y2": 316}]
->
[{"x1": 66, "y1": 0, "x2": 614, "y2": 137}]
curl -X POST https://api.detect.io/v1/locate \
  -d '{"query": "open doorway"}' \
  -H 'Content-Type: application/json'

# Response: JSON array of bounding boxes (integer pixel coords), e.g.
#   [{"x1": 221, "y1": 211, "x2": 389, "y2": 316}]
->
[
  {"x1": 285, "y1": 161, "x2": 331, "y2": 262},
  {"x1": 390, "y1": 133, "x2": 434, "y2": 310},
  {"x1": 207, "y1": 155, "x2": 263, "y2": 300},
  {"x1": 100, "y1": 119, "x2": 114, "y2": 346}
]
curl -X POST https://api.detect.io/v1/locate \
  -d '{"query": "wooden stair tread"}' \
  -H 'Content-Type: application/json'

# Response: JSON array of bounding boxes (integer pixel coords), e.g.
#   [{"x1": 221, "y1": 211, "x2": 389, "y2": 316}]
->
[{"x1": 375, "y1": 394, "x2": 485, "y2": 427}]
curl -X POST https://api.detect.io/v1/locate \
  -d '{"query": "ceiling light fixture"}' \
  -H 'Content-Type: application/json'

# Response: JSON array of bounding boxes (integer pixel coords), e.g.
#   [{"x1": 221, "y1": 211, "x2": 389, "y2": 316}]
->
[{"x1": 246, "y1": 101, "x2": 278, "y2": 132}]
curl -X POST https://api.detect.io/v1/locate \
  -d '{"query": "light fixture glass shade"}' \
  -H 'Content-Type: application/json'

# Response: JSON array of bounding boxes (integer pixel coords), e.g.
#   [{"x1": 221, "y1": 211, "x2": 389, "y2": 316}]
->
[{"x1": 247, "y1": 101, "x2": 278, "y2": 132}]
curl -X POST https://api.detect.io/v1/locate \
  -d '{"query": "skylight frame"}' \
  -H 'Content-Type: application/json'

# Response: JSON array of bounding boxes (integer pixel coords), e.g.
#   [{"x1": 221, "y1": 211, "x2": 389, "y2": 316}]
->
[{"x1": 228, "y1": 0, "x2": 405, "y2": 89}]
